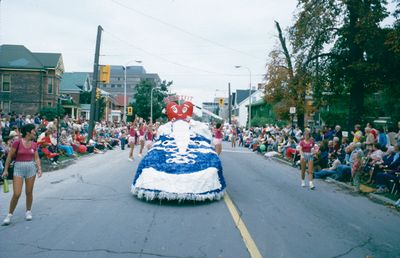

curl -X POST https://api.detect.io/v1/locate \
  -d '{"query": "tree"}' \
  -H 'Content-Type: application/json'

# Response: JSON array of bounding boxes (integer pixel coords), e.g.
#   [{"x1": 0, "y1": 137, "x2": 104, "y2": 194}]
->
[
  {"x1": 264, "y1": 21, "x2": 312, "y2": 128},
  {"x1": 288, "y1": 0, "x2": 390, "y2": 129},
  {"x1": 132, "y1": 79, "x2": 172, "y2": 122},
  {"x1": 79, "y1": 91, "x2": 91, "y2": 104},
  {"x1": 39, "y1": 105, "x2": 65, "y2": 121}
]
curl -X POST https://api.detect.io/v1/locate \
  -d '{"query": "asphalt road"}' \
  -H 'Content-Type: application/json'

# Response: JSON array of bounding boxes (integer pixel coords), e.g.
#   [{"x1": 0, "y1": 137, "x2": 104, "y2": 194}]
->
[{"x1": 0, "y1": 142, "x2": 399, "y2": 258}]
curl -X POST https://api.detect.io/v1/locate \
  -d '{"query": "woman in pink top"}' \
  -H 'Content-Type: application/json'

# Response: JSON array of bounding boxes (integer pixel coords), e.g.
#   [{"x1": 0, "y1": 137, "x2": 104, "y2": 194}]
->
[
  {"x1": 138, "y1": 123, "x2": 146, "y2": 157},
  {"x1": 145, "y1": 124, "x2": 154, "y2": 150},
  {"x1": 128, "y1": 121, "x2": 137, "y2": 161},
  {"x1": 299, "y1": 129, "x2": 316, "y2": 189},
  {"x1": 213, "y1": 123, "x2": 223, "y2": 155},
  {"x1": 2, "y1": 124, "x2": 42, "y2": 225}
]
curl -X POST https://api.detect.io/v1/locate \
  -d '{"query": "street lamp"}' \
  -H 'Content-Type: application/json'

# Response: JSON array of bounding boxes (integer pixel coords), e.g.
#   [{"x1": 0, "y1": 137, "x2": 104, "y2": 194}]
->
[
  {"x1": 235, "y1": 65, "x2": 252, "y2": 129},
  {"x1": 123, "y1": 60, "x2": 142, "y2": 123},
  {"x1": 150, "y1": 86, "x2": 161, "y2": 123}
]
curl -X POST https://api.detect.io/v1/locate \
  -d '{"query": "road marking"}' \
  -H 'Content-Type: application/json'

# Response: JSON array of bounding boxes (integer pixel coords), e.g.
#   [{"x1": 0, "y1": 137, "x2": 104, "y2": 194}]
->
[{"x1": 224, "y1": 192, "x2": 263, "y2": 258}]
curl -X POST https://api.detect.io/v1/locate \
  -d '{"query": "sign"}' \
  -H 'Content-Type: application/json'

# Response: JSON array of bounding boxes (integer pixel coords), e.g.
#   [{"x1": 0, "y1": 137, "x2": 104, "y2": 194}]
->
[
  {"x1": 289, "y1": 107, "x2": 296, "y2": 114},
  {"x1": 127, "y1": 107, "x2": 133, "y2": 116}
]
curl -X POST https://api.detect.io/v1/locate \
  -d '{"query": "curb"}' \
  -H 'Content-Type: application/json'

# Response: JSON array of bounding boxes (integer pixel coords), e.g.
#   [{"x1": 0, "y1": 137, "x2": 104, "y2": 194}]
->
[{"x1": 271, "y1": 156, "x2": 399, "y2": 207}]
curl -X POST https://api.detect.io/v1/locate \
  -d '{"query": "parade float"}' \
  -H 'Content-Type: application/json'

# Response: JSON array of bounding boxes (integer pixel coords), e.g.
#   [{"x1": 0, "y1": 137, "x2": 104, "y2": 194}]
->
[{"x1": 131, "y1": 100, "x2": 226, "y2": 201}]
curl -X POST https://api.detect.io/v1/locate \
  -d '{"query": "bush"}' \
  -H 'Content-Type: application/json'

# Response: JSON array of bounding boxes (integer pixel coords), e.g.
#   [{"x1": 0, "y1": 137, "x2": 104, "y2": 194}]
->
[{"x1": 39, "y1": 105, "x2": 65, "y2": 121}]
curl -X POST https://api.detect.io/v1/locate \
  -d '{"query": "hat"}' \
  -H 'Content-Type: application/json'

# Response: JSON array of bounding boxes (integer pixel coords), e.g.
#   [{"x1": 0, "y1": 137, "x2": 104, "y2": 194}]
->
[{"x1": 9, "y1": 131, "x2": 17, "y2": 137}]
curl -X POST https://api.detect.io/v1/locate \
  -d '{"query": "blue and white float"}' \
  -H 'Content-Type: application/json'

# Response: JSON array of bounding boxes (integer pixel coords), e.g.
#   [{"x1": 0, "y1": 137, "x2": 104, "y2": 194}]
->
[{"x1": 131, "y1": 101, "x2": 226, "y2": 201}]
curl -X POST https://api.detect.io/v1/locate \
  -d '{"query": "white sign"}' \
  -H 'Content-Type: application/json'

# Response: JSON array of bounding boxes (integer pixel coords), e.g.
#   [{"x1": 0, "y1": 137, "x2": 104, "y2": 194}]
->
[{"x1": 290, "y1": 107, "x2": 296, "y2": 114}]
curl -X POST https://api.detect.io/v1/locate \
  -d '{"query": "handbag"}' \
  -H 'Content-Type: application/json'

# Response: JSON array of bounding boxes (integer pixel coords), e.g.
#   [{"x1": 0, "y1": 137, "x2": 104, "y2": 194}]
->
[
  {"x1": 3, "y1": 177, "x2": 9, "y2": 193},
  {"x1": 8, "y1": 140, "x2": 21, "y2": 180}
]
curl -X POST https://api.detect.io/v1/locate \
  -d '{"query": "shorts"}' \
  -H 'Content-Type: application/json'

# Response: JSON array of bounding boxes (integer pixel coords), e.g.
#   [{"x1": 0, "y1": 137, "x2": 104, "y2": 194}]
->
[
  {"x1": 302, "y1": 152, "x2": 314, "y2": 162},
  {"x1": 145, "y1": 140, "x2": 153, "y2": 148},
  {"x1": 128, "y1": 136, "x2": 136, "y2": 144},
  {"x1": 213, "y1": 138, "x2": 222, "y2": 145},
  {"x1": 13, "y1": 161, "x2": 37, "y2": 179},
  {"x1": 138, "y1": 136, "x2": 145, "y2": 142}
]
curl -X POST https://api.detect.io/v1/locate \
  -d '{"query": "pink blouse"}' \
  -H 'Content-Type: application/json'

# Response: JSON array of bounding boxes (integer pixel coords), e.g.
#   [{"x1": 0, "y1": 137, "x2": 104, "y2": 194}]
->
[{"x1": 13, "y1": 140, "x2": 37, "y2": 162}]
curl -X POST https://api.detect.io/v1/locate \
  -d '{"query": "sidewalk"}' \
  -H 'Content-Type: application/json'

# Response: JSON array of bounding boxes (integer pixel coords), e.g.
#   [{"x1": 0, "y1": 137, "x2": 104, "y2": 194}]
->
[{"x1": 269, "y1": 154, "x2": 399, "y2": 208}]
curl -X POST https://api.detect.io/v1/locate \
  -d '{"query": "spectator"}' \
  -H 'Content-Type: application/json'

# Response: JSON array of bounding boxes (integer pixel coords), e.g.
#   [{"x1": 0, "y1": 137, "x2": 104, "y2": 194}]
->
[{"x1": 351, "y1": 152, "x2": 363, "y2": 192}]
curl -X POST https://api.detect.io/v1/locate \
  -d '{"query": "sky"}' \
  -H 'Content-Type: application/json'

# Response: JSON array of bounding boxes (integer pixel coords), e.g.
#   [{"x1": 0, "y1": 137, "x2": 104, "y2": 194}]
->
[{"x1": 0, "y1": 0, "x2": 299, "y2": 106}]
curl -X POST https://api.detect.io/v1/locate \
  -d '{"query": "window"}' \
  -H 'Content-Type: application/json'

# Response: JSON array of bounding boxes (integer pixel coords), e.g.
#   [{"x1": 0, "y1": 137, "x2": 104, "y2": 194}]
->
[
  {"x1": 2, "y1": 74, "x2": 11, "y2": 92},
  {"x1": 1, "y1": 101, "x2": 11, "y2": 113},
  {"x1": 111, "y1": 84, "x2": 115, "y2": 88},
  {"x1": 47, "y1": 77, "x2": 53, "y2": 94},
  {"x1": 117, "y1": 84, "x2": 122, "y2": 88},
  {"x1": 47, "y1": 102, "x2": 52, "y2": 107}
]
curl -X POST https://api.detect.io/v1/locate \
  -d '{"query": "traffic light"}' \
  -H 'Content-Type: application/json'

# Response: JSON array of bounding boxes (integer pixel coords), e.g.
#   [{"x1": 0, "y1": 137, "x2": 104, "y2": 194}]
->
[
  {"x1": 99, "y1": 65, "x2": 111, "y2": 84},
  {"x1": 96, "y1": 88, "x2": 101, "y2": 100},
  {"x1": 127, "y1": 106, "x2": 133, "y2": 116},
  {"x1": 219, "y1": 98, "x2": 224, "y2": 107}
]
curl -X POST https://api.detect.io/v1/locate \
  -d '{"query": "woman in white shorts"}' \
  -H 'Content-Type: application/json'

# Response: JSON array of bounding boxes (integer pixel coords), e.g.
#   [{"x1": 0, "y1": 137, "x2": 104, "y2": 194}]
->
[
  {"x1": 138, "y1": 123, "x2": 146, "y2": 157},
  {"x1": 213, "y1": 123, "x2": 223, "y2": 155},
  {"x1": 2, "y1": 124, "x2": 42, "y2": 225},
  {"x1": 128, "y1": 123, "x2": 137, "y2": 161}
]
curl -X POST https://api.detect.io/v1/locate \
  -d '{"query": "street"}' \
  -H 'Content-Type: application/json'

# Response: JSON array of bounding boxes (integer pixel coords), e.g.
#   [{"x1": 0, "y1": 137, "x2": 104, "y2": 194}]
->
[{"x1": 1, "y1": 143, "x2": 400, "y2": 258}]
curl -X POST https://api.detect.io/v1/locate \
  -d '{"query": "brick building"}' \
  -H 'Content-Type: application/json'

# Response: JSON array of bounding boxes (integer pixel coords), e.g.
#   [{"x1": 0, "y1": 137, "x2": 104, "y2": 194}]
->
[{"x1": 0, "y1": 44, "x2": 64, "y2": 115}]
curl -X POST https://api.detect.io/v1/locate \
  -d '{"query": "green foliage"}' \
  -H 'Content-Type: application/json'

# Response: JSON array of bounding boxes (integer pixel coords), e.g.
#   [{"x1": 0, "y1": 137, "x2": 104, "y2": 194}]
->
[
  {"x1": 39, "y1": 105, "x2": 65, "y2": 121},
  {"x1": 266, "y1": 0, "x2": 398, "y2": 129},
  {"x1": 320, "y1": 110, "x2": 347, "y2": 128},
  {"x1": 79, "y1": 91, "x2": 91, "y2": 104},
  {"x1": 97, "y1": 97, "x2": 106, "y2": 121},
  {"x1": 132, "y1": 79, "x2": 172, "y2": 122},
  {"x1": 251, "y1": 116, "x2": 275, "y2": 127}
]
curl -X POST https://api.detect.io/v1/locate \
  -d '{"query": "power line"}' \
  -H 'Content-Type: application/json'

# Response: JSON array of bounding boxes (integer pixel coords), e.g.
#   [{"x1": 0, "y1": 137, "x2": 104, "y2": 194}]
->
[
  {"x1": 109, "y1": 0, "x2": 264, "y2": 61},
  {"x1": 103, "y1": 30, "x2": 247, "y2": 76}
]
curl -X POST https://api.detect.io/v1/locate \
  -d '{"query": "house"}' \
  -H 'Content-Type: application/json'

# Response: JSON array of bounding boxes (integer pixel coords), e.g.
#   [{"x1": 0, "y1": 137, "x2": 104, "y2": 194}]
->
[
  {"x1": 230, "y1": 89, "x2": 257, "y2": 127},
  {"x1": 0, "y1": 44, "x2": 64, "y2": 114},
  {"x1": 60, "y1": 72, "x2": 91, "y2": 119},
  {"x1": 236, "y1": 89, "x2": 264, "y2": 127}
]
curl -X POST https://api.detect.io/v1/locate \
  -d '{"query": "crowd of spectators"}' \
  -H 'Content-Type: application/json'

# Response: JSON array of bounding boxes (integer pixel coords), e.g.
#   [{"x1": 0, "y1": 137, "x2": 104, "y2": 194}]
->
[
  {"x1": 221, "y1": 121, "x2": 400, "y2": 201},
  {"x1": 0, "y1": 113, "x2": 155, "y2": 177},
  {"x1": 2, "y1": 112, "x2": 399, "y2": 205}
]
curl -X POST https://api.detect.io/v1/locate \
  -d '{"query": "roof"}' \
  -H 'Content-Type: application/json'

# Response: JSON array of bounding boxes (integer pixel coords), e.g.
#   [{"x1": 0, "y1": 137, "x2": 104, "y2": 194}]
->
[
  {"x1": 0, "y1": 45, "x2": 43, "y2": 69},
  {"x1": 0, "y1": 44, "x2": 61, "y2": 70},
  {"x1": 60, "y1": 72, "x2": 90, "y2": 92},
  {"x1": 34, "y1": 53, "x2": 62, "y2": 68},
  {"x1": 236, "y1": 89, "x2": 256, "y2": 105},
  {"x1": 113, "y1": 95, "x2": 129, "y2": 106},
  {"x1": 251, "y1": 98, "x2": 267, "y2": 107},
  {"x1": 80, "y1": 104, "x2": 91, "y2": 110}
]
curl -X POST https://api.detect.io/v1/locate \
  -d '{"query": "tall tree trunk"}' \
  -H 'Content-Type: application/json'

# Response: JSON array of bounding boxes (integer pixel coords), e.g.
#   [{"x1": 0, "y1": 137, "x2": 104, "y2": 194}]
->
[{"x1": 346, "y1": 0, "x2": 364, "y2": 130}]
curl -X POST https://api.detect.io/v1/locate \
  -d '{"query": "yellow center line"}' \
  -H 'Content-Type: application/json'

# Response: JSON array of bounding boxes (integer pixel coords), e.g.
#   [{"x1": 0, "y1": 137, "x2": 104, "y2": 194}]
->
[{"x1": 224, "y1": 192, "x2": 263, "y2": 258}]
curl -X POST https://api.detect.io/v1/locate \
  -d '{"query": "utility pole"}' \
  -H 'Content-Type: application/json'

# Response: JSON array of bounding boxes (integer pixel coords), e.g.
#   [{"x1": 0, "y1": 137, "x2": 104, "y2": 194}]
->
[
  {"x1": 88, "y1": 25, "x2": 103, "y2": 143},
  {"x1": 228, "y1": 82, "x2": 232, "y2": 124}
]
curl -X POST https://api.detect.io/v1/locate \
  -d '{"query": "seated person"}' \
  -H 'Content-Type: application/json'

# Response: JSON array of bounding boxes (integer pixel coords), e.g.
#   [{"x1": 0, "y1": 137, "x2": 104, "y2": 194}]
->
[
  {"x1": 58, "y1": 130, "x2": 76, "y2": 157},
  {"x1": 37, "y1": 129, "x2": 59, "y2": 163}
]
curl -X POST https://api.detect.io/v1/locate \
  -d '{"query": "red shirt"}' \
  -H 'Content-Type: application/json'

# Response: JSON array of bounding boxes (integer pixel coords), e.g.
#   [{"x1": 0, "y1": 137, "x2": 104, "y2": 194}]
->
[
  {"x1": 129, "y1": 128, "x2": 136, "y2": 137},
  {"x1": 300, "y1": 139, "x2": 314, "y2": 153},
  {"x1": 139, "y1": 127, "x2": 145, "y2": 136},
  {"x1": 146, "y1": 131, "x2": 153, "y2": 141},
  {"x1": 13, "y1": 140, "x2": 37, "y2": 162},
  {"x1": 214, "y1": 128, "x2": 223, "y2": 139}
]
